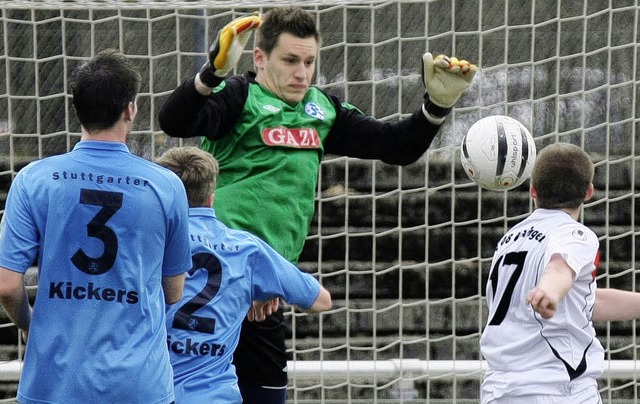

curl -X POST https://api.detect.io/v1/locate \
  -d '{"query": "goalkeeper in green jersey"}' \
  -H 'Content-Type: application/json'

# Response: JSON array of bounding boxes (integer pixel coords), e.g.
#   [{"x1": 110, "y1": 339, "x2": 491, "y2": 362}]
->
[{"x1": 159, "y1": 5, "x2": 477, "y2": 403}]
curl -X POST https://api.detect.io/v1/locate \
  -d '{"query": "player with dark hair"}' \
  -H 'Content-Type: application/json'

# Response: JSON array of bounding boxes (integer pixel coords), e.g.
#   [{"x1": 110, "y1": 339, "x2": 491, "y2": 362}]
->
[
  {"x1": 158, "y1": 6, "x2": 477, "y2": 402},
  {"x1": 0, "y1": 48, "x2": 191, "y2": 403},
  {"x1": 157, "y1": 146, "x2": 332, "y2": 404},
  {"x1": 481, "y1": 143, "x2": 640, "y2": 403}
]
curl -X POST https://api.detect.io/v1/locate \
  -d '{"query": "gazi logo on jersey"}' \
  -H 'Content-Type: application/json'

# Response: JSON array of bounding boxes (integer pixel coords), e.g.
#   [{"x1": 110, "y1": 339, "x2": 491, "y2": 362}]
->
[{"x1": 262, "y1": 127, "x2": 321, "y2": 149}]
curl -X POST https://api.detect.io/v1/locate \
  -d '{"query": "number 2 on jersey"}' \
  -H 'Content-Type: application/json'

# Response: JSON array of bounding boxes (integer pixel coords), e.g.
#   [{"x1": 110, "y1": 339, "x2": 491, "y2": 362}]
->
[
  {"x1": 488, "y1": 251, "x2": 528, "y2": 326},
  {"x1": 172, "y1": 252, "x2": 222, "y2": 334}
]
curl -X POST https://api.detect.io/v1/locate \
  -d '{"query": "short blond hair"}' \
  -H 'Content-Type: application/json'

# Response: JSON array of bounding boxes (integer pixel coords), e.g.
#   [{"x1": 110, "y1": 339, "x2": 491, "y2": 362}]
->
[{"x1": 156, "y1": 146, "x2": 219, "y2": 207}]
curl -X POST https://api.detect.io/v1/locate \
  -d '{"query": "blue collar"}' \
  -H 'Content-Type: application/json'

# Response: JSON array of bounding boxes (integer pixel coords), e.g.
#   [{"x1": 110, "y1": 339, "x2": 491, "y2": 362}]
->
[{"x1": 73, "y1": 140, "x2": 131, "y2": 153}]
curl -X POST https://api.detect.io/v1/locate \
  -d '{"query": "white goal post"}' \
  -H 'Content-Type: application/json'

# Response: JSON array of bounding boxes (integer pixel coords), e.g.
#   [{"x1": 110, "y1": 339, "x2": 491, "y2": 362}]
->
[{"x1": 0, "y1": 1, "x2": 639, "y2": 403}]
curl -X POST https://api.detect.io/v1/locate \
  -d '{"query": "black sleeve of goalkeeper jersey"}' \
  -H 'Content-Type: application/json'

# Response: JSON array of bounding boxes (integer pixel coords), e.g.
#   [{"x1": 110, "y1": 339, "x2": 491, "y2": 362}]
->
[
  {"x1": 158, "y1": 74, "x2": 249, "y2": 140},
  {"x1": 323, "y1": 94, "x2": 442, "y2": 166}
]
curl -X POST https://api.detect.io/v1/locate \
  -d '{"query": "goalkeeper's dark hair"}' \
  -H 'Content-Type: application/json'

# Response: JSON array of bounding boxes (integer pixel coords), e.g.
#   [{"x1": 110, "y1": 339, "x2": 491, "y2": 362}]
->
[
  {"x1": 70, "y1": 48, "x2": 141, "y2": 132},
  {"x1": 256, "y1": 6, "x2": 321, "y2": 54},
  {"x1": 531, "y1": 143, "x2": 594, "y2": 210},
  {"x1": 156, "y1": 146, "x2": 219, "y2": 208}
]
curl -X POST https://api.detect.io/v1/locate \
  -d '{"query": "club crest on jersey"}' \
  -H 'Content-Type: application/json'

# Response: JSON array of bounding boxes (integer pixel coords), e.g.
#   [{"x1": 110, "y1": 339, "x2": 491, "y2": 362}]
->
[
  {"x1": 304, "y1": 102, "x2": 325, "y2": 120},
  {"x1": 262, "y1": 127, "x2": 321, "y2": 149}
]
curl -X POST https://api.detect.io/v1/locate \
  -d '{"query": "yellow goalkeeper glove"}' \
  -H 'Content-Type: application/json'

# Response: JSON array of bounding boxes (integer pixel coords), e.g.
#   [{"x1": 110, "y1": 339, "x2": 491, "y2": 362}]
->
[
  {"x1": 199, "y1": 14, "x2": 262, "y2": 87},
  {"x1": 422, "y1": 52, "x2": 477, "y2": 122}
]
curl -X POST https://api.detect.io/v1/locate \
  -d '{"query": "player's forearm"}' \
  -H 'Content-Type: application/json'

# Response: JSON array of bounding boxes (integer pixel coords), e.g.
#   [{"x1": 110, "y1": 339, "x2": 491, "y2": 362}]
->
[
  {"x1": 326, "y1": 108, "x2": 440, "y2": 165},
  {"x1": 0, "y1": 272, "x2": 31, "y2": 333},
  {"x1": 593, "y1": 288, "x2": 640, "y2": 321},
  {"x1": 158, "y1": 78, "x2": 210, "y2": 139},
  {"x1": 2, "y1": 294, "x2": 31, "y2": 333},
  {"x1": 537, "y1": 256, "x2": 574, "y2": 299},
  {"x1": 308, "y1": 287, "x2": 332, "y2": 313},
  {"x1": 537, "y1": 274, "x2": 572, "y2": 300},
  {"x1": 381, "y1": 110, "x2": 442, "y2": 165},
  {"x1": 162, "y1": 273, "x2": 186, "y2": 305}
]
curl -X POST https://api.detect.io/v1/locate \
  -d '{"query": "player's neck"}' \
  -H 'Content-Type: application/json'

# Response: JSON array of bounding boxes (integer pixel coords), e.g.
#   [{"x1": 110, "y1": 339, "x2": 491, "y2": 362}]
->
[
  {"x1": 549, "y1": 207, "x2": 580, "y2": 221},
  {"x1": 563, "y1": 207, "x2": 581, "y2": 221},
  {"x1": 81, "y1": 121, "x2": 130, "y2": 143}
]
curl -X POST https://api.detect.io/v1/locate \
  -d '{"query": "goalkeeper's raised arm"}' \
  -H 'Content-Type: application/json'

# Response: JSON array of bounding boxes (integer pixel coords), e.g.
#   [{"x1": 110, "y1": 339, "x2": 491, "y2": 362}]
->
[{"x1": 158, "y1": 5, "x2": 477, "y2": 404}]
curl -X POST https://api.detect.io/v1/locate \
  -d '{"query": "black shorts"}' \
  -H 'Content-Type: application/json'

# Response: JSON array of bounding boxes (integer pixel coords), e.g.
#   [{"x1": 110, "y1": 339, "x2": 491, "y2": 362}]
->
[
  {"x1": 238, "y1": 379, "x2": 287, "y2": 404},
  {"x1": 233, "y1": 306, "x2": 288, "y2": 387}
]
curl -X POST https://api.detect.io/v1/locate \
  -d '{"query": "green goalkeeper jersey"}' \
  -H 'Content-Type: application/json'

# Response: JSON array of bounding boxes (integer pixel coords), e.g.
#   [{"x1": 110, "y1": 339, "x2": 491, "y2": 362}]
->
[
  {"x1": 160, "y1": 72, "x2": 440, "y2": 265},
  {"x1": 201, "y1": 80, "x2": 335, "y2": 263}
]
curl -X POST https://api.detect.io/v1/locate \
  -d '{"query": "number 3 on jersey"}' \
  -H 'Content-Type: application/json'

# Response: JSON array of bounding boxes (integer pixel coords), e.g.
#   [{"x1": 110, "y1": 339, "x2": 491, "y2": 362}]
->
[
  {"x1": 71, "y1": 189, "x2": 123, "y2": 275},
  {"x1": 488, "y1": 251, "x2": 528, "y2": 326}
]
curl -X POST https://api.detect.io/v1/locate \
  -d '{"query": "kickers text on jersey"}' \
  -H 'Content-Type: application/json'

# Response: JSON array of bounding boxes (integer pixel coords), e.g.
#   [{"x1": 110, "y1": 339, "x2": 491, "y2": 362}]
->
[
  {"x1": 167, "y1": 335, "x2": 226, "y2": 357},
  {"x1": 262, "y1": 127, "x2": 321, "y2": 149},
  {"x1": 49, "y1": 281, "x2": 139, "y2": 304}
]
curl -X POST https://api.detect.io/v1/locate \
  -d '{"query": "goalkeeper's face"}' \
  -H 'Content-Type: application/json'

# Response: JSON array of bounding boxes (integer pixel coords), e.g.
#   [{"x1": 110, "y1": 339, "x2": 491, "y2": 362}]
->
[{"x1": 255, "y1": 32, "x2": 318, "y2": 104}]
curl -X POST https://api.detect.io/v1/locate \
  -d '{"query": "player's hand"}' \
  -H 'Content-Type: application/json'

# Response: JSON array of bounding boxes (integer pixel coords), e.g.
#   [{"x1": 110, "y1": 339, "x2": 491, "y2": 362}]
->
[
  {"x1": 421, "y1": 52, "x2": 477, "y2": 121},
  {"x1": 526, "y1": 286, "x2": 558, "y2": 319},
  {"x1": 247, "y1": 297, "x2": 280, "y2": 322},
  {"x1": 198, "y1": 13, "x2": 262, "y2": 87}
]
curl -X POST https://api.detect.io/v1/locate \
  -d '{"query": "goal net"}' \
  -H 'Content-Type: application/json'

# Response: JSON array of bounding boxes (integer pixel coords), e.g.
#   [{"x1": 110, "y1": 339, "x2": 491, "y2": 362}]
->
[{"x1": 0, "y1": 1, "x2": 638, "y2": 403}]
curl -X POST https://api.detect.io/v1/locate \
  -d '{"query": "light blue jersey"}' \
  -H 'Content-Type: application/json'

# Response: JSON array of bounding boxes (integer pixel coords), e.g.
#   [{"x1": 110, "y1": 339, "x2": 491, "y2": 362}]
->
[
  {"x1": 166, "y1": 208, "x2": 321, "y2": 404},
  {"x1": 0, "y1": 141, "x2": 191, "y2": 404}
]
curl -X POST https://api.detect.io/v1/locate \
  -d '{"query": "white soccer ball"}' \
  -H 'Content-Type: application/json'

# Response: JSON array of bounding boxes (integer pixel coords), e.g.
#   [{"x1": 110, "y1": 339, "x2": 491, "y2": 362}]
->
[{"x1": 460, "y1": 115, "x2": 537, "y2": 191}]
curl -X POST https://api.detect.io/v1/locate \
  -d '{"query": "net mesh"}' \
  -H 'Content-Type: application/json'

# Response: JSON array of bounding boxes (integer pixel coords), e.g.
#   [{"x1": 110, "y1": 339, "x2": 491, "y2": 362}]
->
[{"x1": 0, "y1": 1, "x2": 639, "y2": 403}]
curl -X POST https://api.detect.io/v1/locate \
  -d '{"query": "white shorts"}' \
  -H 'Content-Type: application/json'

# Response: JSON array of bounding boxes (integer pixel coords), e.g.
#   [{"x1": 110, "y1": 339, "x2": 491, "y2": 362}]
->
[{"x1": 482, "y1": 385, "x2": 602, "y2": 404}]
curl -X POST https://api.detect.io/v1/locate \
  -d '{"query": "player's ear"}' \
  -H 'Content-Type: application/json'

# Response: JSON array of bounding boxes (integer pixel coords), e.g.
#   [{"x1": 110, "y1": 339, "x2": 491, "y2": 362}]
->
[
  {"x1": 584, "y1": 183, "x2": 594, "y2": 202},
  {"x1": 530, "y1": 184, "x2": 538, "y2": 200},
  {"x1": 253, "y1": 47, "x2": 266, "y2": 69},
  {"x1": 124, "y1": 98, "x2": 138, "y2": 122}
]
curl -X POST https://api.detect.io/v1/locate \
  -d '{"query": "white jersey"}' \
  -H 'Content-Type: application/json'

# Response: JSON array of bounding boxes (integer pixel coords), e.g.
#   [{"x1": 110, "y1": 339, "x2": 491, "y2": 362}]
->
[{"x1": 480, "y1": 209, "x2": 603, "y2": 400}]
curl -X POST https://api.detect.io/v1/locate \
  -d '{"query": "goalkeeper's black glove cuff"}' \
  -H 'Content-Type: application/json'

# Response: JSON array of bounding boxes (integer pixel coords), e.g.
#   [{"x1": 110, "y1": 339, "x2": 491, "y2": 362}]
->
[
  {"x1": 198, "y1": 62, "x2": 221, "y2": 89},
  {"x1": 423, "y1": 93, "x2": 451, "y2": 124}
]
